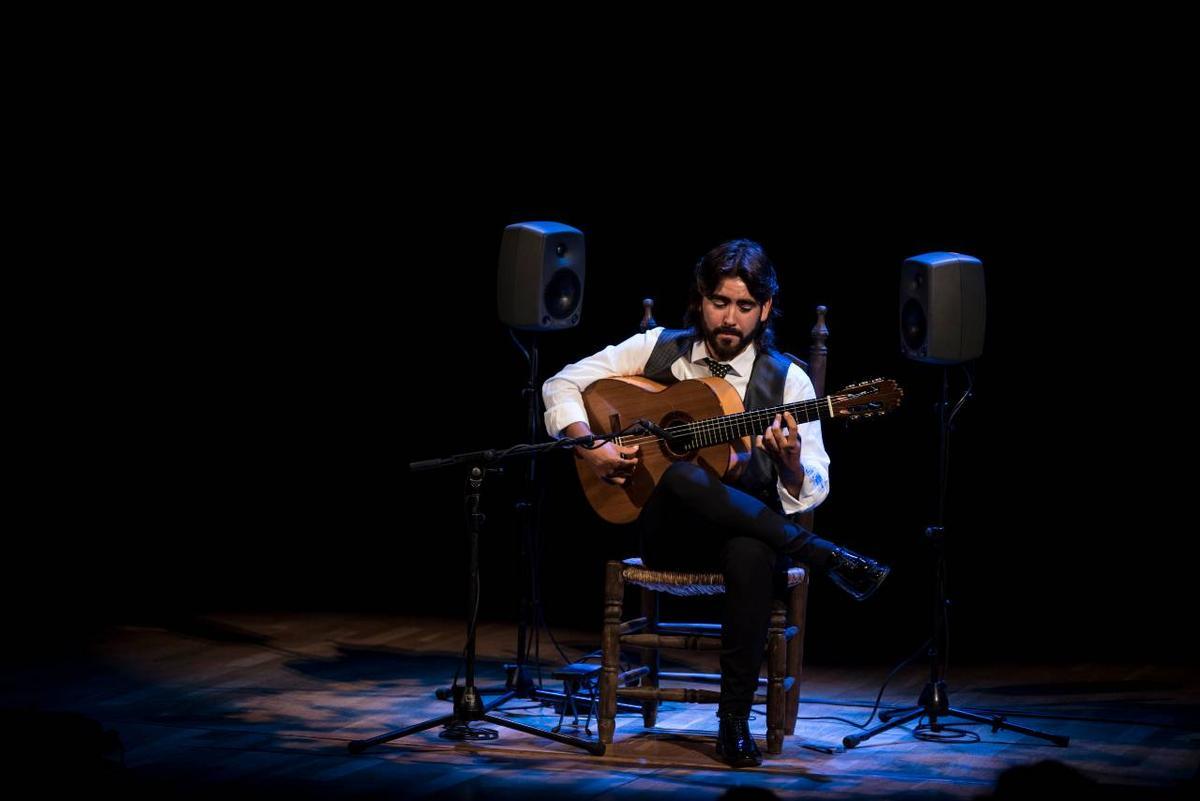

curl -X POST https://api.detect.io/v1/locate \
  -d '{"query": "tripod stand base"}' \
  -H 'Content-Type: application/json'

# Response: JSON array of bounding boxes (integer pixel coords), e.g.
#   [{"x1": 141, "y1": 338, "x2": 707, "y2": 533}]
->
[
  {"x1": 347, "y1": 690, "x2": 606, "y2": 756},
  {"x1": 844, "y1": 702, "x2": 1069, "y2": 749}
]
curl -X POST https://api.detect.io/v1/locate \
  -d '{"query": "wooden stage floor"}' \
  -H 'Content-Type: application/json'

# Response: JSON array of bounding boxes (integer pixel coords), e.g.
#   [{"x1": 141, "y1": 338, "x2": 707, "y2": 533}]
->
[{"x1": 3, "y1": 613, "x2": 1197, "y2": 799}]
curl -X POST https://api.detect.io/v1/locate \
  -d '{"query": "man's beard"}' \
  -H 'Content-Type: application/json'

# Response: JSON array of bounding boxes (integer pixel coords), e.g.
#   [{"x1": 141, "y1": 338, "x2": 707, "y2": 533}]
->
[{"x1": 704, "y1": 323, "x2": 758, "y2": 362}]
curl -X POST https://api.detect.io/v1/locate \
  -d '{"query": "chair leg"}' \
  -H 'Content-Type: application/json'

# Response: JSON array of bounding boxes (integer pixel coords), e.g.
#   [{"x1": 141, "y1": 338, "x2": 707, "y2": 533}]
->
[
  {"x1": 766, "y1": 601, "x2": 787, "y2": 754},
  {"x1": 600, "y1": 561, "x2": 624, "y2": 745},
  {"x1": 639, "y1": 586, "x2": 660, "y2": 728},
  {"x1": 785, "y1": 577, "x2": 809, "y2": 736}
]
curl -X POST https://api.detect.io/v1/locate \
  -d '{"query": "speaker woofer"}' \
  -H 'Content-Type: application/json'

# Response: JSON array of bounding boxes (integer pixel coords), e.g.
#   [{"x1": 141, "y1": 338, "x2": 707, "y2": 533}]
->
[
  {"x1": 544, "y1": 268, "x2": 581, "y2": 320},
  {"x1": 901, "y1": 298, "x2": 927, "y2": 354}
]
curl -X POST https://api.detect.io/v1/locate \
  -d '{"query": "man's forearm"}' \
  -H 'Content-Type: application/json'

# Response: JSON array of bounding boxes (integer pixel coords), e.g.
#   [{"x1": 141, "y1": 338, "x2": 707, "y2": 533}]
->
[{"x1": 563, "y1": 422, "x2": 592, "y2": 440}]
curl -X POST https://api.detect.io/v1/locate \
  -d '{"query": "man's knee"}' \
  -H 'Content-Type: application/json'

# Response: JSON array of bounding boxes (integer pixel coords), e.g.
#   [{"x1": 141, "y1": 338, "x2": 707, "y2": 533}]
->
[{"x1": 659, "y1": 460, "x2": 713, "y2": 499}]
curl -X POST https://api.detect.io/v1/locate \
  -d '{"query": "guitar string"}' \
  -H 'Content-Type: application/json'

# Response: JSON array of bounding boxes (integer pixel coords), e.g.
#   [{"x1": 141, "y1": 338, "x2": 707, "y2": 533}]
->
[
  {"x1": 615, "y1": 394, "x2": 840, "y2": 449},
  {"x1": 614, "y1": 385, "x2": 893, "y2": 449},
  {"x1": 624, "y1": 399, "x2": 807, "y2": 448}
]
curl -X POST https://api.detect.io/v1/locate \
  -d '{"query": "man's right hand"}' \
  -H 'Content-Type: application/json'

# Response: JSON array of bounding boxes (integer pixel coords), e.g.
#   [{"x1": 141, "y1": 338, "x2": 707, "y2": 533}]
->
[
  {"x1": 577, "y1": 441, "x2": 641, "y2": 485},
  {"x1": 564, "y1": 422, "x2": 640, "y2": 485}
]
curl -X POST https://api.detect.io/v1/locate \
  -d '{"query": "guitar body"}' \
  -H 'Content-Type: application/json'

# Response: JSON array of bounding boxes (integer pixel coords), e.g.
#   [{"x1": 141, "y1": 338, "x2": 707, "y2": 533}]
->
[{"x1": 576, "y1": 376, "x2": 753, "y2": 524}]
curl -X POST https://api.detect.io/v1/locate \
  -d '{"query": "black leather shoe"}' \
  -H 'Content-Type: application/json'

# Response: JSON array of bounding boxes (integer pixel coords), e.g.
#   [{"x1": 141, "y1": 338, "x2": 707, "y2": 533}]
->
[
  {"x1": 826, "y1": 546, "x2": 890, "y2": 601},
  {"x1": 715, "y1": 714, "x2": 762, "y2": 768}
]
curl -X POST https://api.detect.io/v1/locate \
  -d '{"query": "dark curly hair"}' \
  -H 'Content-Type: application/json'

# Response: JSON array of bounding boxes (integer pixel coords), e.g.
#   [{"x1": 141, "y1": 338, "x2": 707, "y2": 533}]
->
[{"x1": 682, "y1": 238, "x2": 781, "y2": 351}]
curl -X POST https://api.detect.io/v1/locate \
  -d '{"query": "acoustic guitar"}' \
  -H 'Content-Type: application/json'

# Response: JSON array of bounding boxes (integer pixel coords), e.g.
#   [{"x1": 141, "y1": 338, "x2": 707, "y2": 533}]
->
[{"x1": 575, "y1": 376, "x2": 902, "y2": 523}]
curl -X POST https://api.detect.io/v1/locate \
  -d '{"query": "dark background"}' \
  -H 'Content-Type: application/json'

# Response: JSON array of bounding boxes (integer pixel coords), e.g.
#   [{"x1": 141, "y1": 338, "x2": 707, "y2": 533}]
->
[{"x1": 15, "y1": 142, "x2": 1186, "y2": 670}]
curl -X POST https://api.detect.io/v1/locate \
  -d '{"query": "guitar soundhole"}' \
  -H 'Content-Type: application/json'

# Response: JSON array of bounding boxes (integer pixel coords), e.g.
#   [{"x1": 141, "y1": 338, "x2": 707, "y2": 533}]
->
[{"x1": 659, "y1": 412, "x2": 696, "y2": 458}]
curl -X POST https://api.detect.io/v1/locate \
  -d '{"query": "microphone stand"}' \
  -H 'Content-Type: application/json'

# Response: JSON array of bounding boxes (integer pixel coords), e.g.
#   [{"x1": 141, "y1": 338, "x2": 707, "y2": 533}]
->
[
  {"x1": 843, "y1": 365, "x2": 1068, "y2": 749},
  {"x1": 348, "y1": 431, "x2": 632, "y2": 755},
  {"x1": 430, "y1": 333, "x2": 645, "y2": 718}
]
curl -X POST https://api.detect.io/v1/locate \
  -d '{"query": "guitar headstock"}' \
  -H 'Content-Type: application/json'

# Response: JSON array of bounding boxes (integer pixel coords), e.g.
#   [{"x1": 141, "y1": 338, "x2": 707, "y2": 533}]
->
[{"x1": 830, "y1": 378, "x2": 903, "y2": 421}]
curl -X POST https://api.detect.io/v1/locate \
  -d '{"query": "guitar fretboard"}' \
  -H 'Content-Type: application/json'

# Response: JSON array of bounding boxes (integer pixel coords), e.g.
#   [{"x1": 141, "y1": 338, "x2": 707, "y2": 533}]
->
[{"x1": 618, "y1": 395, "x2": 836, "y2": 449}]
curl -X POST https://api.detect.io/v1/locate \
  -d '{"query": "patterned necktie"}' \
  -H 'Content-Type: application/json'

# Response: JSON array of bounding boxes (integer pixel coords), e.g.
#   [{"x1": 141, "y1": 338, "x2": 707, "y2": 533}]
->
[{"x1": 702, "y1": 357, "x2": 733, "y2": 378}]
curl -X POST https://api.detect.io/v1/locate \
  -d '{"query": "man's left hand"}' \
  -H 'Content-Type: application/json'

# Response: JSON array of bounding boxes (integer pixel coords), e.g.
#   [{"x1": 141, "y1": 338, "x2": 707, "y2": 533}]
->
[{"x1": 756, "y1": 412, "x2": 803, "y2": 482}]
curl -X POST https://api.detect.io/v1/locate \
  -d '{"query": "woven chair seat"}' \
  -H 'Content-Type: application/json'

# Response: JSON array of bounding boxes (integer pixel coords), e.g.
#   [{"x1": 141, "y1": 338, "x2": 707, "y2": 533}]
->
[{"x1": 621, "y1": 557, "x2": 807, "y2": 597}]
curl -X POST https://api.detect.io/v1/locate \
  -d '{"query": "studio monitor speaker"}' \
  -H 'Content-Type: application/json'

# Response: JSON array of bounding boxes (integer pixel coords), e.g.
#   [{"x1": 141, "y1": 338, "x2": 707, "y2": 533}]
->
[
  {"x1": 498, "y1": 221, "x2": 585, "y2": 331},
  {"x1": 899, "y1": 251, "x2": 986, "y2": 364}
]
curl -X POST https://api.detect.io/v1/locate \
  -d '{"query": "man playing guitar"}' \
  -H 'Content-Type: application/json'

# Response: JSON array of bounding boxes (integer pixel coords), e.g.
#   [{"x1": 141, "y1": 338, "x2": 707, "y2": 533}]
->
[{"x1": 542, "y1": 239, "x2": 890, "y2": 767}]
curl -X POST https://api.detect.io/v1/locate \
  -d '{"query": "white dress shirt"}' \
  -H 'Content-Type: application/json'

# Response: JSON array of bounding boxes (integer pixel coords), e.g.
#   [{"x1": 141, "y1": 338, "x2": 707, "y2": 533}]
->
[{"x1": 542, "y1": 327, "x2": 831, "y2": 514}]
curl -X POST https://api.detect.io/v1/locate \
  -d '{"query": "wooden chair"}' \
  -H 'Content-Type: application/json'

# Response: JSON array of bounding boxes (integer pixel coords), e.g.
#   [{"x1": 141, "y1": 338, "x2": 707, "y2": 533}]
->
[{"x1": 597, "y1": 305, "x2": 830, "y2": 755}]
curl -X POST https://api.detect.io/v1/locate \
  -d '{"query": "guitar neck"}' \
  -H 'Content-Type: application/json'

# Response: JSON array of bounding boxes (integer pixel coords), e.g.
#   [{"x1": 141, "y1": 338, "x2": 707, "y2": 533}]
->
[
  {"x1": 636, "y1": 396, "x2": 836, "y2": 450},
  {"x1": 712, "y1": 397, "x2": 832, "y2": 440}
]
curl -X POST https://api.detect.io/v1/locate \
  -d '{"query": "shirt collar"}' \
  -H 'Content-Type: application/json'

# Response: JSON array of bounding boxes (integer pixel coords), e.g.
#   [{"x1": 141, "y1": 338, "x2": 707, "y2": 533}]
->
[{"x1": 689, "y1": 337, "x2": 757, "y2": 377}]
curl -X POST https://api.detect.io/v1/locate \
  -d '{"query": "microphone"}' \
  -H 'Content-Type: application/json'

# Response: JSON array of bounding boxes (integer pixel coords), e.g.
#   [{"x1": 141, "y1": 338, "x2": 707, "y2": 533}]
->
[{"x1": 635, "y1": 419, "x2": 678, "y2": 444}]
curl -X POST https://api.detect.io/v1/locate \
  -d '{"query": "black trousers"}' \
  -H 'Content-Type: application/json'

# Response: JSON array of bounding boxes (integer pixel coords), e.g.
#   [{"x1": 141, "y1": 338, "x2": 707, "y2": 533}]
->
[{"x1": 638, "y1": 461, "x2": 833, "y2": 718}]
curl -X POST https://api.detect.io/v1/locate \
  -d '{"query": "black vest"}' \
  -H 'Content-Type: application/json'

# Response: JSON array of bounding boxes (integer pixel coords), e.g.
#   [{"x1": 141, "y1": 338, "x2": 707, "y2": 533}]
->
[{"x1": 644, "y1": 328, "x2": 795, "y2": 513}]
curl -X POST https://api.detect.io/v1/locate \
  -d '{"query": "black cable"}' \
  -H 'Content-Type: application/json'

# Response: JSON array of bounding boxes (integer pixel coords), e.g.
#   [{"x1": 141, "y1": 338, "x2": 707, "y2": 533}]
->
[
  {"x1": 941, "y1": 551, "x2": 951, "y2": 683},
  {"x1": 935, "y1": 364, "x2": 971, "y2": 683},
  {"x1": 859, "y1": 637, "x2": 936, "y2": 729},
  {"x1": 914, "y1": 715, "x2": 980, "y2": 744},
  {"x1": 753, "y1": 637, "x2": 933, "y2": 730},
  {"x1": 531, "y1": 346, "x2": 574, "y2": 675},
  {"x1": 834, "y1": 638, "x2": 932, "y2": 730},
  {"x1": 946, "y1": 363, "x2": 973, "y2": 429},
  {"x1": 530, "y1": 449, "x2": 572, "y2": 669},
  {"x1": 761, "y1": 693, "x2": 1200, "y2": 729},
  {"x1": 507, "y1": 327, "x2": 583, "y2": 686},
  {"x1": 507, "y1": 327, "x2": 531, "y2": 364},
  {"x1": 758, "y1": 694, "x2": 1200, "y2": 732}
]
